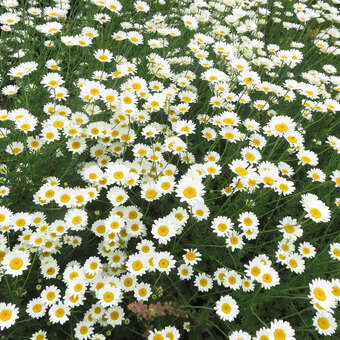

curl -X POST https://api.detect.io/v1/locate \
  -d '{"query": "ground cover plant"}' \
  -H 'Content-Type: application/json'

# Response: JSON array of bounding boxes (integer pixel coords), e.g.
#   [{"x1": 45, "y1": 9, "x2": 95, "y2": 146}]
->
[{"x1": 0, "y1": 0, "x2": 339, "y2": 339}]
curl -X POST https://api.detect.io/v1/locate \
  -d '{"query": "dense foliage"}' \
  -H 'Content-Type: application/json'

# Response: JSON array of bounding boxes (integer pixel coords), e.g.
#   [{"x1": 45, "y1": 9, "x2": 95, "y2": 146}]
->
[{"x1": 0, "y1": 0, "x2": 339, "y2": 339}]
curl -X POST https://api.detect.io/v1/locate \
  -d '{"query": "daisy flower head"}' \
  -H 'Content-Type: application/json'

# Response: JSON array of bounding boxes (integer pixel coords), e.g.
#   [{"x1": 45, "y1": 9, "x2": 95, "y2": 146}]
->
[
  {"x1": 201, "y1": 127, "x2": 216, "y2": 142},
  {"x1": 226, "y1": 231, "x2": 244, "y2": 252},
  {"x1": 211, "y1": 216, "x2": 234, "y2": 237},
  {"x1": 97, "y1": 283, "x2": 121, "y2": 307},
  {"x1": 284, "y1": 130, "x2": 304, "y2": 148},
  {"x1": 120, "y1": 273, "x2": 137, "y2": 292},
  {"x1": 154, "y1": 251, "x2": 176, "y2": 274},
  {"x1": 74, "y1": 320, "x2": 94, "y2": 340},
  {"x1": 51, "y1": 86, "x2": 69, "y2": 101},
  {"x1": 66, "y1": 137, "x2": 87, "y2": 154},
  {"x1": 298, "y1": 242, "x2": 316, "y2": 258},
  {"x1": 177, "y1": 263, "x2": 193, "y2": 280},
  {"x1": 223, "y1": 270, "x2": 242, "y2": 290},
  {"x1": 126, "y1": 253, "x2": 148, "y2": 276},
  {"x1": 6, "y1": 141, "x2": 24, "y2": 155},
  {"x1": 0, "y1": 12, "x2": 20, "y2": 26},
  {"x1": 300, "y1": 194, "x2": 331, "y2": 223},
  {"x1": 278, "y1": 162, "x2": 294, "y2": 177},
  {"x1": 141, "y1": 182, "x2": 161, "y2": 202},
  {"x1": 229, "y1": 159, "x2": 254, "y2": 178},
  {"x1": 274, "y1": 178, "x2": 295, "y2": 196},
  {"x1": 313, "y1": 311, "x2": 337, "y2": 336},
  {"x1": 183, "y1": 321, "x2": 191, "y2": 332},
  {"x1": 299, "y1": 84, "x2": 320, "y2": 99},
  {"x1": 309, "y1": 278, "x2": 337, "y2": 310},
  {"x1": 94, "y1": 13, "x2": 111, "y2": 24},
  {"x1": 41, "y1": 258, "x2": 60, "y2": 279},
  {"x1": 41, "y1": 285, "x2": 61, "y2": 306},
  {"x1": 106, "y1": 162, "x2": 129, "y2": 184},
  {"x1": 26, "y1": 298, "x2": 47, "y2": 319},
  {"x1": 94, "y1": 49, "x2": 113, "y2": 63},
  {"x1": 157, "y1": 176, "x2": 175, "y2": 194},
  {"x1": 15, "y1": 115, "x2": 38, "y2": 133},
  {"x1": 194, "y1": 273, "x2": 213, "y2": 292},
  {"x1": 307, "y1": 168, "x2": 326, "y2": 182},
  {"x1": 169, "y1": 207, "x2": 189, "y2": 230},
  {"x1": 214, "y1": 267, "x2": 228, "y2": 286},
  {"x1": 136, "y1": 239, "x2": 155, "y2": 255},
  {"x1": 242, "y1": 277, "x2": 255, "y2": 292},
  {"x1": 107, "y1": 186, "x2": 128, "y2": 207},
  {"x1": 244, "y1": 258, "x2": 266, "y2": 281},
  {"x1": 249, "y1": 133, "x2": 267, "y2": 149},
  {"x1": 151, "y1": 216, "x2": 177, "y2": 245},
  {"x1": 0, "y1": 207, "x2": 12, "y2": 227},
  {"x1": 41, "y1": 72, "x2": 64, "y2": 89},
  {"x1": 12, "y1": 212, "x2": 32, "y2": 231},
  {"x1": 183, "y1": 248, "x2": 201, "y2": 266},
  {"x1": 163, "y1": 326, "x2": 180, "y2": 340},
  {"x1": 48, "y1": 303, "x2": 70, "y2": 324},
  {"x1": 40, "y1": 126, "x2": 60, "y2": 143},
  {"x1": 297, "y1": 149, "x2": 319, "y2": 167},
  {"x1": 106, "y1": 305, "x2": 124, "y2": 327},
  {"x1": 277, "y1": 217, "x2": 303, "y2": 241},
  {"x1": 269, "y1": 319, "x2": 295, "y2": 340},
  {"x1": 202, "y1": 68, "x2": 228, "y2": 84},
  {"x1": 220, "y1": 126, "x2": 241, "y2": 143},
  {"x1": 112, "y1": 30, "x2": 126, "y2": 41},
  {"x1": 229, "y1": 330, "x2": 251, "y2": 340},
  {"x1": 2, "y1": 249, "x2": 30, "y2": 277},
  {"x1": 127, "y1": 31, "x2": 143, "y2": 45},
  {"x1": 329, "y1": 242, "x2": 340, "y2": 261},
  {"x1": 175, "y1": 174, "x2": 205, "y2": 205},
  {"x1": 134, "y1": 282, "x2": 152, "y2": 301},
  {"x1": 239, "y1": 70, "x2": 261, "y2": 88},
  {"x1": 241, "y1": 147, "x2": 261, "y2": 164},
  {"x1": 186, "y1": 165, "x2": 205, "y2": 181},
  {"x1": 267, "y1": 115, "x2": 296, "y2": 137},
  {"x1": 31, "y1": 330, "x2": 48, "y2": 340},
  {"x1": 330, "y1": 278, "x2": 340, "y2": 302},
  {"x1": 173, "y1": 119, "x2": 196, "y2": 136},
  {"x1": 182, "y1": 15, "x2": 198, "y2": 30},
  {"x1": 0, "y1": 185, "x2": 9, "y2": 197},
  {"x1": 0, "y1": 302, "x2": 19, "y2": 329},
  {"x1": 238, "y1": 211, "x2": 259, "y2": 229},
  {"x1": 148, "y1": 329, "x2": 167, "y2": 340},
  {"x1": 214, "y1": 295, "x2": 239, "y2": 322},
  {"x1": 330, "y1": 170, "x2": 340, "y2": 187},
  {"x1": 191, "y1": 201, "x2": 210, "y2": 221},
  {"x1": 286, "y1": 253, "x2": 305, "y2": 274},
  {"x1": 84, "y1": 256, "x2": 102, "y2": 276}
]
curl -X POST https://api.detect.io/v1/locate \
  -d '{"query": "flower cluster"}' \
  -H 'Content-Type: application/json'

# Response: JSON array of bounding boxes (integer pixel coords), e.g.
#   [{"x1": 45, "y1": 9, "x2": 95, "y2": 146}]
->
[{"x1": 0, "y1": 0, "x2": 339, "y2": 338}]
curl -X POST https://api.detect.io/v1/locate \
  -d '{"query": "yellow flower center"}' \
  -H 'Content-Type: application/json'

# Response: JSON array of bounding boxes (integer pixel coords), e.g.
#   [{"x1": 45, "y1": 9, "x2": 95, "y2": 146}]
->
[
  {"x1": 80, "y1": 326, "x2": 88, "y2": 335},
  {"x1": 230, "y1": 236, "x2": 238, "y2": 245},
  {"x1": 145, "y1": 189, "x2": 157, "y2": 199},
  {"x1": 132, "y1": 260, "x2": 143, "y2": 271},
  {"x1": 317, "y1": 317, "x2": 330, "y2": 330},
  {"x1": 103, "y1": 291, "x2": 114, "y2": 302},
  {"x1": 274, "y1": 329, "x2": 286, "y2": 340},
  {"x1": 158, "y1": 259, "x2": 169, "y2": 268},
  {"x1": 289, "y1": 259, "x2": 298, "y2": 268},
  {"x1": 274, "y1": 123, "x2": 288, "y2": 133},
  {"x1": 235, "y1": 167, "x2": 248, "y2": 176},
  {"x1": 9, "y1": 257, "x2": 23, "y2": 270},
  {"x1": 310, "y1": 208, "x2": 321, "y2": 218},
  {"x1": 0, "y1": 309, "x2": 12, "y2": 321},
  {"x1": 221, "y1": 303, "x2": 231, "y2": 314},
  {"x1": 158, "y1": 225, "x2": 169, "y2": 237},
  {"x1": 251, "y1": 266, "x2": 261, "y2": 276},
  {"x1": 313, "y1": 288, "x2": 326, "y2": 301}
]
